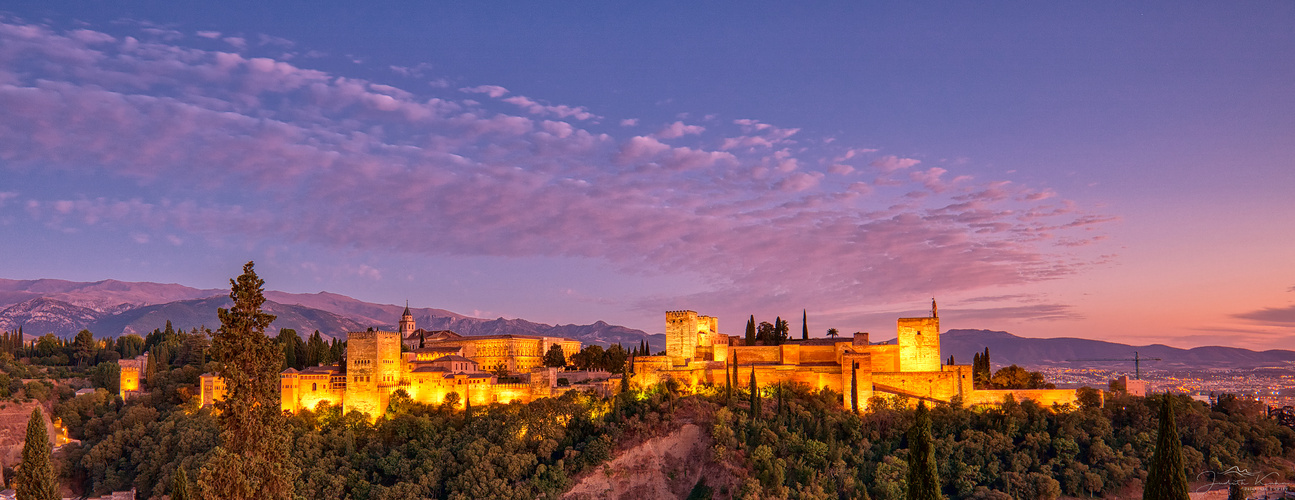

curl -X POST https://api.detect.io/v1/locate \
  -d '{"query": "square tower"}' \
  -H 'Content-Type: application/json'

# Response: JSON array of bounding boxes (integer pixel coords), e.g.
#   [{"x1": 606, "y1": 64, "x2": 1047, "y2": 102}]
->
[
  {"x1": 665, "y1": 311, "x2": 717, "y2": 366},
  {"x1": 896, "y1": 317, "x2": 941, "y2": 372},
  {"x1": 345, "y1": 330, "x2": 402, "y2": 418}
]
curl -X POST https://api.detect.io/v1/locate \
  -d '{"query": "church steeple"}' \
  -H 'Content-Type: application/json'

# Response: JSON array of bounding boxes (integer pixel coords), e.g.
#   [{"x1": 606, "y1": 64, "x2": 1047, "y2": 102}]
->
[{"x1": 399, "y1": 301, "x2": 415, "y2": 337}]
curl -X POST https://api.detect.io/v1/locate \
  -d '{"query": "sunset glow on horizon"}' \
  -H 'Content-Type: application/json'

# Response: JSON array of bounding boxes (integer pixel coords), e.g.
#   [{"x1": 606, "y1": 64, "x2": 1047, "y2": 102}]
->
[{"x1": 0, "y1": 3, "x2": 1292, "y2": 348}]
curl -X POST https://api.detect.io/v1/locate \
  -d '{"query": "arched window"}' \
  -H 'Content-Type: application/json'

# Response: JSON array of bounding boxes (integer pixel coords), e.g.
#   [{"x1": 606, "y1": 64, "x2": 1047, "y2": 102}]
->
[{"x1": 312, "y1": 383, "x2": 317, "y2": 391}]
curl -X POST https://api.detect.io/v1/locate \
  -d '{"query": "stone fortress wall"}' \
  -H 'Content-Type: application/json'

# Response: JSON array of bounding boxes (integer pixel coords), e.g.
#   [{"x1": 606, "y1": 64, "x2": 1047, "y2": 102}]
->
[{"x1": 634, "y1": 304, "x2": 1077, "y2": 410}]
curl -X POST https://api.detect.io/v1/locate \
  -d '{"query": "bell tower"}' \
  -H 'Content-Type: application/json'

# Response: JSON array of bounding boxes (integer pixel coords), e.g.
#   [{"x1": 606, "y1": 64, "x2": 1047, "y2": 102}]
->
[{"x1": 399, "y1": 302, "x2": 415, "y2": 337}]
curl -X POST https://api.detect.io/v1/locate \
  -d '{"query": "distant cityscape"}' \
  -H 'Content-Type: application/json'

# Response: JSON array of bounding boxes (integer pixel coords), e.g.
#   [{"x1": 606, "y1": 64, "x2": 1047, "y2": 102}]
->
[{"x1": 1037, "y1": 365, "x2": 1295, "y2": 407}]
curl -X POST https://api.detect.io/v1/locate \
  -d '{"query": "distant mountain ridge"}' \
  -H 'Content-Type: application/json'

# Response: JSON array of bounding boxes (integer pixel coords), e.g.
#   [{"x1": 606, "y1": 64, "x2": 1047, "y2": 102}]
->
[
  {"x1": 941, "y1": 329, "x2": 1295, "y2": 369},
  {"x1": 0, "y1": 278, "x2": 651, "y2": 347}
]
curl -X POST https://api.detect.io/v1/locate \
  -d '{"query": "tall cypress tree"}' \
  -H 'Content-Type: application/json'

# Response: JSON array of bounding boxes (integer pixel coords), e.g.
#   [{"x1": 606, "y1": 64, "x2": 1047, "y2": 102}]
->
[
  {"x1": 16, "y1": 407, "x2": 58, "y2": 500},
  {"x1": 850, "y1": 361, "x2": 859, "y2": 413},
  {"x1": 749, "y1": 366, "x2": 760, "y2": 415},
  {"x1": 465, "y1": 385, "x2": 473, "y2": 424},
  {"x1": 906, "y1": 401, "x2": 941, "y2": 500},
  {"x1": 199, "y1": 262, "x2": 296, "y2": 500},
  {"x1": 724, "y1": 359, "x2": 732, "y2": 406},
  {"x1": 745, "y1": 316, "x2": 756, "y2": 346},
  {"x1": 172, "y1": 468, "x2": 192, "y2": 500},
  {"x1": 1144, "y1": 395, "x2": 1189, "y2": 500},
  {"x1": 802, "y1": 310, "x2": 808, "y2": 340}
]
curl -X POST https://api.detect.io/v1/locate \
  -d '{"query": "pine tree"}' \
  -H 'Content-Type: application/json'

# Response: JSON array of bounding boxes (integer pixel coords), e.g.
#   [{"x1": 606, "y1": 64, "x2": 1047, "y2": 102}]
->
[
  {"x1": 1144, "y1": 395, "x2": 1190, "y2": 500},
  {"x1": 802, "y1": 310, "x2": 808, "y2": 340},
  {"x1": 16, "y1": 407, "x2": 58, "y2": 500},
  {"x1": 198, "y1": 262, "x2": 296, "y2": 500},
  {"x1": 745, "y1": 315, "x2": 756, "y2": 346},
  {"x1": 172, "y1": 468, "x2": 192, "y2": 500},
  {"x1": 749, "y1": 366, "x2": 760, "y2": 416},
  {"x1": 906, "y1": 401, "x2": 941, "y2": 500}
]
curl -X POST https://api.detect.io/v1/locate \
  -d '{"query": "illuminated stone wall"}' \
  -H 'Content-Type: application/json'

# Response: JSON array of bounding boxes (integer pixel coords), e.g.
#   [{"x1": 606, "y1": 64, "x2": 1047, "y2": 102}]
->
[
  {"x1": 872, "y1": 370, "x2": 965, "y2": 402},
  {"x1": 634, "y1": 308, "x2": 1075, "y2": 413},
  {"x1": 965, "y1": 389, "x2": 1079, "y2": 407},
  {"x1": 867, "y1": 345, "x2": 902, "y2": 372},
  {"x1": 282, "y1": 368, "x2": 345, "y2": 413},
  {"x1": 897, "y1": 317, "x2": 941, "y2": 372}
]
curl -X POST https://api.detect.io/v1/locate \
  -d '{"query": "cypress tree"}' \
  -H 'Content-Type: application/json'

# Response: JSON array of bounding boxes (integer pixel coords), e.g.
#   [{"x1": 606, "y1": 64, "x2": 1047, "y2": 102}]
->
[
  {"x1": 730, "y1": 360, "x2": 738, "y2": 398},
  {"x1": 172, "y1": 468, "x2": 192, "y2": 500},
  {"x1": 850, "y1": 361, "x2": 859, "y2": 413},
  {"x1": 198, "y1": 262, "x2": 296, "y2": 500},
  {"x1": 1144, "y1": 395, "x2": 1189, "y2": 500},
  {"x1": 464, "y1": 385, "x2": 473, "y2": 424},
  {"x1": 745, "y1": 316, "x2": 756, "y2": 346},
  {"x1": 802, "y1": 310, "x2": 808, "y2": 340},
  {"x1": 906, "y1": 401, "x2": 941, "y2": 500},
  {"x1": 621, "y1": 364, "x2": 630, "y2": 393},
  {"x1": 724, "y1": 359, "x2": 732, "y2": 406},
  {"x1": 16, "y1": 407, "x2": 58, "y2": 500},
  {"x1": 749, "y1": 366, "x2": 760, "y2": 415},
  {"x1": 1227, "y1": 479, "x2": 1246, "y2": 500}
]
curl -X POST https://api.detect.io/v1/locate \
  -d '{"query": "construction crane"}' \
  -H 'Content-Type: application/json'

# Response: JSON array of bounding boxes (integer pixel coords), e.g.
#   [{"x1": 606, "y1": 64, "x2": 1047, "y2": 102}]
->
[{"x1": 1065, "y1": 351, "x2": 1162, "y2": 379}]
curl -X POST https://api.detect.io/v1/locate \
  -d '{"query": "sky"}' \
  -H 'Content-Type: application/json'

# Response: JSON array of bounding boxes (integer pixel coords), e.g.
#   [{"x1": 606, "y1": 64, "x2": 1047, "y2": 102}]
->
[{"x1": 0, "y1": 2, "x2": 1292, "y2": 348}]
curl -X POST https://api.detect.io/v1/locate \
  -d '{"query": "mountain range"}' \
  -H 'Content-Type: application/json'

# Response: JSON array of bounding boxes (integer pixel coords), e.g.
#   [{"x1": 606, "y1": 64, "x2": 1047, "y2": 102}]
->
[
  {"x1": 0, "y1": 278, "x2": 650, "y2": 347},
  {"x1": 2, "y1": 278, "x2": 1292, "y2": 369},
  {"x1": 941, "y1": 329, "x2": 1295, "y2": 370}
]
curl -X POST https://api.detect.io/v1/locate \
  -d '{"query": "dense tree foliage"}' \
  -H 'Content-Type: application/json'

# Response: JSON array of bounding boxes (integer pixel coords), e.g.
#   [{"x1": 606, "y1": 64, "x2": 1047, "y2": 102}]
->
[
  {"x1": 543, "y1": 344, "x2": 566, "y2": 368},
  {"x1": 567, "y1": 344, "x2": 628, "y2": 372},
  {"x1": 988, "y1": 365, "x2": 1055, "y2": 390}
]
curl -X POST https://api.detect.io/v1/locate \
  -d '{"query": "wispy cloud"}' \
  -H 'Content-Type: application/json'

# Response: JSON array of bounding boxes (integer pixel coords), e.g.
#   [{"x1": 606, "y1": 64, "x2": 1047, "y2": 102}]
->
[
  {"x1": 1233, "y1": 305, "x2": 1295, "y2": 325},
  {"x1": 0, "y1": 21, "x2": 1114, "y2": 317}
]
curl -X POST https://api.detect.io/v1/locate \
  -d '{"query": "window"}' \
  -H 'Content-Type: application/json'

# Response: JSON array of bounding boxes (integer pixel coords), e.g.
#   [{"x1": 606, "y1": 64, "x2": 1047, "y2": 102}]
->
[{"x1": 312, "y1": 383, "x2": 317, "y2": 391}]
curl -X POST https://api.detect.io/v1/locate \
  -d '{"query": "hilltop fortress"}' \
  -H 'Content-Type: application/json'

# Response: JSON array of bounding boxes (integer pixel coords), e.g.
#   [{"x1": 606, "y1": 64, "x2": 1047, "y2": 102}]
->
[
  {"x1": 634, "y1": 304, "x2": 1077, "y2": 409},
  {"x1": 196, "y1": 306, "x2": 587, "y2": 417},
  {"x1": 185, "y1": 302, "x2": 1073, "y2": 417}
]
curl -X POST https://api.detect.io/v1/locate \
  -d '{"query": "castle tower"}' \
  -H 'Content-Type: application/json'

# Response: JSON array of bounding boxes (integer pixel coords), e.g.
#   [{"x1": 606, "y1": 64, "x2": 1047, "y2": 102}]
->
[
  {"x1": 280, "y1": 369, "x2": 301, "y2": 413},
  {"x1": 897, "y1": 314, "x2": 941, "y2": 372},
  {"x1": 399, "y1": 302, "x2": 415, "y2": 337},
  {"x1": 665, "y1": 311, "x2": 716, "y2": 366},
  {"x1": 345, "y1": 329, "x2": 403, "y2": 418}
]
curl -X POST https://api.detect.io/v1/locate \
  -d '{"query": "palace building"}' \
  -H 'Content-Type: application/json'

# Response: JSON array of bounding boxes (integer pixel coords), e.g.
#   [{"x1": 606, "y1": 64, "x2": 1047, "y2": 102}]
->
[
  {"x1": 197, "y1": 306, "x2": 586, "y2": 418},
  {"x1": 634, "y1": 302, "x2": 1078, "y2": 409}
]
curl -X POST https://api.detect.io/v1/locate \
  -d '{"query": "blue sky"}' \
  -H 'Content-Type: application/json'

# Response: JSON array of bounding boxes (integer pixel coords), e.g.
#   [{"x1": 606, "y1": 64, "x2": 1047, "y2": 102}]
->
[{"x1": 0, "y1": 2, "x2": 1292, "y2": 346}]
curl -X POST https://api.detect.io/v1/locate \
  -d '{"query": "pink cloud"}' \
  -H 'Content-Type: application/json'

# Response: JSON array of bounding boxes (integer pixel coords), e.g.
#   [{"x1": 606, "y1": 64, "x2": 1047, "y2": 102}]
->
[
  {"x1": 870, "y1": 155, "x2": 921, "y2": 172},
  {"x1": 0, "y1": 20, "x2": 1114, "y2": 320},
  {"x1": 501, "y1": 95, "x2": 599, "y2": 121},
  {"x1": 654, "y1": 121, "x2": 705, "y2": 139},
  {"x1": 460, "y1": 85, "x2": 509, "y2": 98}
]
